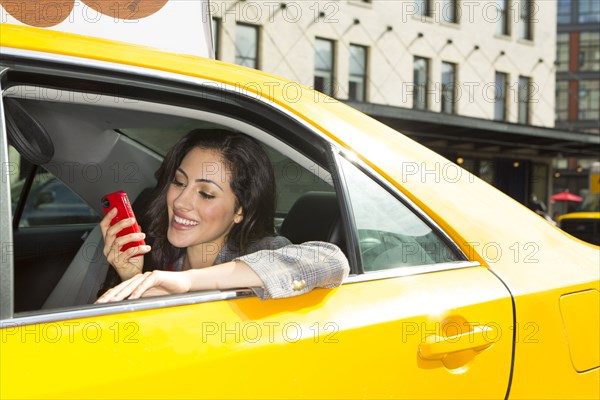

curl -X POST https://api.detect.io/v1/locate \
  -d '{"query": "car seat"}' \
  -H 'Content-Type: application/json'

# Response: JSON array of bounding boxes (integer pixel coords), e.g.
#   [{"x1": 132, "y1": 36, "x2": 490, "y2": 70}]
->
[{"x1": 279, "y1": 191, "x2": 346, "y2": 253}]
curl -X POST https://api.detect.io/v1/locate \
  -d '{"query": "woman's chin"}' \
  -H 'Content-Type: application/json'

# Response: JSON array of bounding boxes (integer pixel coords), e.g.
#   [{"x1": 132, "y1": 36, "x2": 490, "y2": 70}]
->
[{"x1": 167, "y1": 230, "x2": 191, "y2": 249}]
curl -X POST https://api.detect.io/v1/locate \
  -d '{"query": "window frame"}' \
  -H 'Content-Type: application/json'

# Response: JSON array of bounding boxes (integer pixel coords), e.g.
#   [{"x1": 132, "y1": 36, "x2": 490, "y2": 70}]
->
[
  {"x1": 413, "y1": 56, "x2": 429, "y2": 110},
  {"x1": 441, "y1": 61, "x2": 457, "y2": 114},
  {"x1": 0, "y1": 48, "x2": 471, "y2": 325},
  {"x1": 0, "y1": 69, "x2": 15, "y2": 320},
  {"x1": 557, "y1": 0, "x2": 572, "y2": 24},
  {"x1": 314, "y1": 37, "x2": 336, "y2": 97},
  {"x1": 234, "y1": 22, "x2": 260, "y2": 69},
  {"x1": 441, "y1": 0, "x2": 458, "y2": 24},
  {"x1": 556, "y1": 33, "x2": 570, "y2": 73},
  {"x1": 348, "y1": 43, "x2": 368, "y2": 102},
  {"x1": 496, "y1": 0, "x2": 510, "y2": 36},
  {"x1": 518, "y1": 75, "x2": 531, "y2": 125},
  {"x1": 211, "y1": 17, "x2": 221, "y2": 60},
  {"x1": 578, "y1": 80, "x2": 600, "y2": 120},
  {"x1": 555, "y1": 80, "x2": 570, "y2": 122},
  {"x1": 414, "y1": 0, "x2": 432, "y2": 18},
  {"x1": 579, "y1": 32, "x2": 600, "y2": 72},
  {"x1": 578, "y1": 0, "x2": 600, "y2": 24},
  {"x1": 494, "y1": 71, "x2": 509, "y2": 121},
  {"x1": 518, "y1": 0, "x2": 533, "y2": 40}
]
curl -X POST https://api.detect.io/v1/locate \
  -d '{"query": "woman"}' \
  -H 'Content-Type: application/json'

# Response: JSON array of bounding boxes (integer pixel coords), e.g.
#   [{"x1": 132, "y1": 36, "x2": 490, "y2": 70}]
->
[{"x1": 96, "y1": 129, "x2": 349, "y2": 303}]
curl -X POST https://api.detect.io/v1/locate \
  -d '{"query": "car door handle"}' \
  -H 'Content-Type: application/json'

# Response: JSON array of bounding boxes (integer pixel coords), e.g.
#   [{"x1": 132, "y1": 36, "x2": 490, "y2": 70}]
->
[{"x1": 418, "y1": 325, "x2": 495, "y2": 360}]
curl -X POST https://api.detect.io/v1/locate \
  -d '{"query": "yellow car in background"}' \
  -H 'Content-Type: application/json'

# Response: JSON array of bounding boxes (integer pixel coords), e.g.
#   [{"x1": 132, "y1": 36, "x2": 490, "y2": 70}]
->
[
  {"x1": 0, "y1": 23, "x2": 598, "y2": 400},
  {"x1": 557, "y1": 191, "x2": 600, "y2": 246},
  {"x1": 557, "y1": 212, "x2": 600, "y2": 246}
]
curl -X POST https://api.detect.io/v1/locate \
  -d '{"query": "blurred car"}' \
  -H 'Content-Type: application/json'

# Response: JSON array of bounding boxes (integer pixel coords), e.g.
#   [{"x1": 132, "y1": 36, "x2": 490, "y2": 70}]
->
[
  {"x1": 557, "y1": 193, "x2": 600, "y2": 246},
  {"x1": 557, "y1": 212, "x2": 600, "y2": 246},
  {"x1": 0, "y1": 24, "x2": 598, "y2": 400}
]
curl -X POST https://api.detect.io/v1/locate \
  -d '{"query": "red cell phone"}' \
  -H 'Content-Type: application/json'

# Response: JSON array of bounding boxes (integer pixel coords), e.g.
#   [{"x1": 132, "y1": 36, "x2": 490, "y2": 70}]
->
[{"x1": 101, "y1": 191, "x2": 145, "y2": 254}]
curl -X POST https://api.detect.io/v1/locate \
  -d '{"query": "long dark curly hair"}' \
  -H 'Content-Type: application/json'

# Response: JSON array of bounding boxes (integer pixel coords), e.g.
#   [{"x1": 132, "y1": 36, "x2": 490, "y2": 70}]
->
[
  {"x1": 99, "y1": 129, "x2": 276, "y2": 295},
  {"x1": 145, "y1": 128, "x2": 276, "y2": 269}
]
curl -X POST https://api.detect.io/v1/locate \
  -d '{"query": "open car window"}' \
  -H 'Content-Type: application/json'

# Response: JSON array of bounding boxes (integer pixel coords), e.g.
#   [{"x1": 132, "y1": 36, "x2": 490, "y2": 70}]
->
[{"x1": 2, "y1": 81, "x2": 344, "y2": 317}]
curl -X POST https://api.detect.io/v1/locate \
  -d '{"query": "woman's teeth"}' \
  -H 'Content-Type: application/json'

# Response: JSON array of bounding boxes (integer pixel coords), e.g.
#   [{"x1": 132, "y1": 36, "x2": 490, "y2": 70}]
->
[{"x1": 174, "y1": 215, "x2": 199, "y2": 226}]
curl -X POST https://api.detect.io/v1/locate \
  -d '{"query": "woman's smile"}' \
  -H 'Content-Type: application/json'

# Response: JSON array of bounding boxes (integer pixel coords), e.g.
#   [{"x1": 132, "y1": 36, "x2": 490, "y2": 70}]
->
[{"x1": 172, "y1": 214, "x2": 199, "y2": 227}]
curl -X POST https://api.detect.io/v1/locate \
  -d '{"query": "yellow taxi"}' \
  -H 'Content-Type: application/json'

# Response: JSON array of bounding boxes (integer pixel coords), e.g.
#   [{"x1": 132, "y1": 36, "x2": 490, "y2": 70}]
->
[
  {"x1": 0, "y1": 9, "x2": 599, "y2": 400},
  {"x1": 557, "y1": 211, "x2": 600, "y2": 246}
]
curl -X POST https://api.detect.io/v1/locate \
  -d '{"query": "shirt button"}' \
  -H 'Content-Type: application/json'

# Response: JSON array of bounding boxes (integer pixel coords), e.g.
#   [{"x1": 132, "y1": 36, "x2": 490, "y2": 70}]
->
[{"x1": 291, "y1": 279, "x2": 306, "y2": 291}]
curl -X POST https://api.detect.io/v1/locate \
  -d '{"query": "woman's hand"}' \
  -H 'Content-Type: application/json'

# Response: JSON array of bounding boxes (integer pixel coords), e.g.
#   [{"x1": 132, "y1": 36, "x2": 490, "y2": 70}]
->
[
  {"x1": 100, "y1": 208, "x2": 151, "y2": 281},
  {"x1": 95, "y1": 270, "x2": 192, "y2": 303}
]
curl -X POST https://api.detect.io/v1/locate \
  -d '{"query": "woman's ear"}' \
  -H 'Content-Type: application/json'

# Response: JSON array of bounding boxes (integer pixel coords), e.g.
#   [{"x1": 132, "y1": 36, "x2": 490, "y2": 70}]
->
[{"x1": 234, "y1": 207, "x2": 243, "y2": 224}]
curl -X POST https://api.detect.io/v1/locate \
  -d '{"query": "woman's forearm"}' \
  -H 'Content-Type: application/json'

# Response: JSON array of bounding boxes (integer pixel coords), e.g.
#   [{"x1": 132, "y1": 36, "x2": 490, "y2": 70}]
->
[{"x1": 185, "y1": 261, "x2": 264, "y2": 291}]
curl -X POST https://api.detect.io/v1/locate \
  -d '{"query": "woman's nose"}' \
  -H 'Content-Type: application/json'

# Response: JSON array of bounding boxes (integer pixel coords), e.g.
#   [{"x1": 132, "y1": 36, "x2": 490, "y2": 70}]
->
[{"x1": 173, "y1": 186, "x2": 194, "y2": 211}]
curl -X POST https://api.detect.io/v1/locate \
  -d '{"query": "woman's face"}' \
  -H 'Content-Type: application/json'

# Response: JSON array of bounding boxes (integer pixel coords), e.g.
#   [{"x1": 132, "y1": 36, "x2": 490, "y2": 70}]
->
[{"x1": 166, "y1": 147, "x2": 242, "y2": 257}]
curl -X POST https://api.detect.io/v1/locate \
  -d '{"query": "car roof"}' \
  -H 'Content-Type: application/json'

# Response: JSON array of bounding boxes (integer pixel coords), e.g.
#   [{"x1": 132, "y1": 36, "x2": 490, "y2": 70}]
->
[{"x1": 558, "y1": 212, "x2": 600, "y2": 221}]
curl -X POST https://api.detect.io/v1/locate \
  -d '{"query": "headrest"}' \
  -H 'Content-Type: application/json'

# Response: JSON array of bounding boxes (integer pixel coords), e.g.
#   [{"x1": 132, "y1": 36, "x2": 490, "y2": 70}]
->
[{"x1": 280, "y1": 191, "x2": 340, "y2": 244}]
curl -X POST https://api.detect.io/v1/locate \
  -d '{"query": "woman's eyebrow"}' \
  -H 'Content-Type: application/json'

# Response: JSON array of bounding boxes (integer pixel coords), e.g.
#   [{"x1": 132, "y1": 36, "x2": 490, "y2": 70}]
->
[
  {"x1": 176, "y1": 167, "x2": 224, "y2": 191},
  {"x1": 195, "y1": 178, "x2": 224, "y2": 192},
  {"x1": 176, "y1": 167, "x2": 188, "y2": 179}
]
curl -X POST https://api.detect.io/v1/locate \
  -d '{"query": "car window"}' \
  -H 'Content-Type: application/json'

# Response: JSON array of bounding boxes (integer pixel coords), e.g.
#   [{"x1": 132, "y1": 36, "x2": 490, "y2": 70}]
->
[
  {"x1": 9, "y1": 147, "x2": 100, "y2": 227},
  {"x1": 339, "y1": 155, "x2": 461, "y2": 271}
]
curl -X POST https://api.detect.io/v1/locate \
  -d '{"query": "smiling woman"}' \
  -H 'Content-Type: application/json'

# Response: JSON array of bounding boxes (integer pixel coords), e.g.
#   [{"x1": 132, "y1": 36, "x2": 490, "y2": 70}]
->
[{"x1": 96, "y1": 129, "x2": 350, "y2": 302}]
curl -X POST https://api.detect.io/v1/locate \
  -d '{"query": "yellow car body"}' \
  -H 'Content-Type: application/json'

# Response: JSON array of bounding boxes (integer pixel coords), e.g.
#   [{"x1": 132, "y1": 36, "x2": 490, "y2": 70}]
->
[{"x1": 0, "y1": 24, "x2": 599, "y2": 399}]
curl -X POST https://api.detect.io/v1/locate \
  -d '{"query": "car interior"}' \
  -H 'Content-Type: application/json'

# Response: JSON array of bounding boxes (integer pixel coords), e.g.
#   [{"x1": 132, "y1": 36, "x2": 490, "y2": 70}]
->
[{"x1": 5, "y1": 84, "x2": 344, "y2": 314}]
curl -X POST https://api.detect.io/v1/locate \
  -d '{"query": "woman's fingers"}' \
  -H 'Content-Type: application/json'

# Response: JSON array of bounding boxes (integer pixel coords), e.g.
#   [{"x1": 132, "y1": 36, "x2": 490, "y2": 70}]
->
[
  {"x1": 95, "y1": 272, "x2": 150, "y2": 303},
  {"x1": 111, "y1": 232, "x2": 147, "y2": 252},
  {"x1": 128, "y1": 271, "x2": 161, "y2": 299},
  {"x1": 105, "y1": 217, "x2": 136, "y2": 243},
  {"x1": 99, "y1": 208, "x2": 117, "y2": 236}
]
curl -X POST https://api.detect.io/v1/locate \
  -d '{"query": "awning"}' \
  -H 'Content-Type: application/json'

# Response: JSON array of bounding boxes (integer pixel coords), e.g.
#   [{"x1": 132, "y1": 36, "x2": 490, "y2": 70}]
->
[{"x1": 345, "y1": 101, "x2": 600, "y2": 158}]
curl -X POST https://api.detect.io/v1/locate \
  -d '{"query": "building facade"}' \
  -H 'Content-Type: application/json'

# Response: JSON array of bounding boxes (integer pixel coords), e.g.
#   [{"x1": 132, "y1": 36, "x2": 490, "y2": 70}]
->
[
  {"x1": 554, "y1": 0, "x2": 600, "y2": 208},
  {"x1": 210, "y1": 0, "x2": 599, "y2": 208}
]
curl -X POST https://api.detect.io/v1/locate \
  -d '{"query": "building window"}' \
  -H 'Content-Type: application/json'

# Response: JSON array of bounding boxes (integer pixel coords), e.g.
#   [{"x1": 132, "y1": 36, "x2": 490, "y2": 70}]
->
[
  {"x1": 314, "y1": 38, "x2": 335, "y2": 96},
  {"x1": 349, "y1": 44, "x2": 367, "y2": 102},
  {"x1": 518, "y1": 0, "x2": 533, "y2": 40},
  {"x1": 494, "y1": 72, "x2": 508, "y2": 121},
  {"x1": 555, "y1": 80, "x2": 570, "y2": 121},
  {"x1": 413, "y1": 57, "x2": 429, "y2": 110},
  {"x1": 496, "y1": 0, "x2": 510, "y2": 36},
  {"x1": 578, "y1": 80, "x2": 600, "y2": 120},
  {"x1": 579, "y1": 32, "x2": 600, "y2": 71},
  {"x1": 441, "y1": 0, "x2": 457, "y2": 23},
  {"x1": 556, "y1": 33, "x2": 570, "y2": 73},
  {"x1": 557, "y1": 0, "x2": 572, "y2": 24},
  {"x1": 578, "y1": 0, "x2": 600, "y2": 23},
  {"x1": 518, "y1": 76, "x2": 532, "y2": 124},
  {"x1": 415, "y1": 0, "x2": 431, "y2": 17},
  {"x1": 441, "y1": 62, "x2": 457, "y2": 114},
  {"x1": 211, "y1": 17, "x2": 220, "y2": 60},
  {"x1": 235, "y1": 24, "x2": 259, "y2": 69}
]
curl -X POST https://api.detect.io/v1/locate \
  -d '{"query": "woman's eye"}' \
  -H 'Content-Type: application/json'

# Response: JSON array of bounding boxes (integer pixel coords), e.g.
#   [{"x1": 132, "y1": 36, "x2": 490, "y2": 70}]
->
[
  {"x1": 199, "y1": 191, "x2": 215, "y2": 200},
  {"x1": 172, "y1": 179, "x2": 185, "y2": 188}
]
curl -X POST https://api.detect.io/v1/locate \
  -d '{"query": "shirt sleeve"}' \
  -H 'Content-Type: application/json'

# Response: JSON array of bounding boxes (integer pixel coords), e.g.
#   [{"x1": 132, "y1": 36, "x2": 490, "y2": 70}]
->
[{"x1": 235, "y1": 241, "x2": 350, "y2": 300}]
